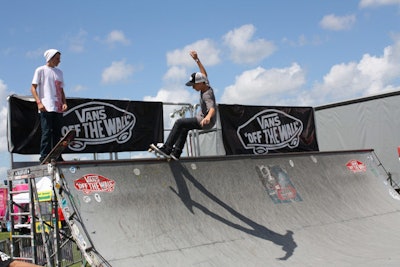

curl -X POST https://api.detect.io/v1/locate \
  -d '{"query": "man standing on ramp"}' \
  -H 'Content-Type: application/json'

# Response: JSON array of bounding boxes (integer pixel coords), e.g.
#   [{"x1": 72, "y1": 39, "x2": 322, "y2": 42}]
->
[{"x1": 31, "y1": 49, "x2": 68, "y2": 163}]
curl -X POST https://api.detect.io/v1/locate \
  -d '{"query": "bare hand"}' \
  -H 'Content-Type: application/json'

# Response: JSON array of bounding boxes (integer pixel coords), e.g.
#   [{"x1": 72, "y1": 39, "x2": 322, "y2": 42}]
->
[
  {"x1": 200, "y1": 117, "x2": 210, "y2": 127},
  {"x1": 190, "y1": 50, "x2": 198, "y2": 60},
  {"x1": 37, "y1": 103, "x2": 46, "y2": 112}
]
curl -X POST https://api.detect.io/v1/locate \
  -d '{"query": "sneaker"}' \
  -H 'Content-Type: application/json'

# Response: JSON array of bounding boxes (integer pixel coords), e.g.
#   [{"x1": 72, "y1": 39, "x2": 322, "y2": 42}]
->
[
  {"x1": 171, "y1": 148, "x2": 182, "y2": 160},
  {"x1": 170, "y1": 154, "x2": 179, "y2": 160},
  {"x1": 159, "y1": 145, "x2": 172, "y2": 156}
]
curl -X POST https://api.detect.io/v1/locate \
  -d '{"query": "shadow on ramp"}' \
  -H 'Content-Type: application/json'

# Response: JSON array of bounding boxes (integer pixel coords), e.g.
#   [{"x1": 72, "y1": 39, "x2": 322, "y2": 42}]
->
[{"x1": 169, "y1": 162, "x2": 297, "y2": 260}]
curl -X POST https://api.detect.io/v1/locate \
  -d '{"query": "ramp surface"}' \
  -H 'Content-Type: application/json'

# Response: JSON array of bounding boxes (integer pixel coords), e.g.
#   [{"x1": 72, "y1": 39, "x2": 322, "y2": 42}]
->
[{"x1": 56, "y1": 150, "x2": 400, "y2": 266}]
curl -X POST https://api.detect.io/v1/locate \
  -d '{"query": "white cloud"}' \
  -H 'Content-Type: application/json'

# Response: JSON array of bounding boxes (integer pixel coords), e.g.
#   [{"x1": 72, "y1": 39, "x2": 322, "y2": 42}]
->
[
  {"x1": 220, "y1": 39, "x2": 400, "y2": 107},
  {"x1": 105, "y1": 30, "x2": 131, "y2": 46},
  {"x1": 309, "y1": 40, "x2": 400, "y2": 105},
  {"x1": 166, "y1": 39, "x2": 220, "y2": 67},
  {"x1": 359, "y1": 0, "x2": 400, "y2": 8},
  {"x1": 149, "y1": 24, "x2": 274, "y2": 104},
  {"x1": 143, "y1": 87, "x2": 194, "y2": 103},
  {"x1": 101, "y1": 60, "x2": 134, "y2": 84},
  {"x1": 320, "y1": 14, "x2": 356, "y2": 31},
  {"x1": 223, "y1": 24, "x2": 276, "y2": 64},
  {"x1": 162, "y1": 66, "x2": 187, "y2": 84},
  {"x1": 0, "y1": 80, "x2": 8, "y2": 153},
  {"x1": 145, "y1": 40, "x2": 221, "y2": 103},
  {"x1": 221, "y1": 63, "x2": 306, "y2": 105},
  {"x1": 0, "y1": 106, "x2": 8, "y2": 152},
  {"x1": 0, "y1": 79, "x2": 7, "y2": 105},
  {"x1": 150, "y1": 25, "x2": 400, "y2": 110}
]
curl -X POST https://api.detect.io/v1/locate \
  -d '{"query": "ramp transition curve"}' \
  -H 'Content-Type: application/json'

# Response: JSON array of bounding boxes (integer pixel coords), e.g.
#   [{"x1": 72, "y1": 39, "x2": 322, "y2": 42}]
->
[{"x1": 55, "y1": 150, "x2": 400, "y2": 266}]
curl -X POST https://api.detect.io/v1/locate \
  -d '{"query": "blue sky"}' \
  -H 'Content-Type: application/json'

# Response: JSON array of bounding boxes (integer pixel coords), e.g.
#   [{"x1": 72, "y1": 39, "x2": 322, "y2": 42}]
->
[{"x1": 1, "y1": 0, "x2": 400, "y2": 179}]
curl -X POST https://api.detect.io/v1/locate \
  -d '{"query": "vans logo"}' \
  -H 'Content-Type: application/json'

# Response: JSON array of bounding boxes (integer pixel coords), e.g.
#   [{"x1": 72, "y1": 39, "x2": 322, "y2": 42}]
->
[
  {"x1": 237, "y1": 109, "x2": 303, "y2": 154},
  {"x1": 346, "y1": 160, "x2": 366, "y2": 173},
  {"x1": 74, "y1": 174, "x2": 116, "y2": 195},
  {"x1": 62, "y1": 101, "x2": 136, "y2": 151}
]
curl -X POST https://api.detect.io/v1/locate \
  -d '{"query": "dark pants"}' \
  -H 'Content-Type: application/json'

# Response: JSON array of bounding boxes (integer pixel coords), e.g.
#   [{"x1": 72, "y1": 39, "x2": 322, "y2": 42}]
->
[
  {"x1": 39, "y1": 112, "x2": 63, "y2": 161},
  {"x1": 165, "y1": 117, "x2": 201, "y2": 153}
]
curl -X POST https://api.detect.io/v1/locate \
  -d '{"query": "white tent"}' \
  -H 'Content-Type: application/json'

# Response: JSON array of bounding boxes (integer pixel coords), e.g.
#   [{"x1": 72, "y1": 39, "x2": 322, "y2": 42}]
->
[{"x1": 13, "y1": 176, "x2": 53, "y2": 204}]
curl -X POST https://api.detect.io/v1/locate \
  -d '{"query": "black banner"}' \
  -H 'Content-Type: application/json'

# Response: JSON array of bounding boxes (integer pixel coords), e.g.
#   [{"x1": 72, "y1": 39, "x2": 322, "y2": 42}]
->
[
  {"x1": 219, "y1": 104, "x2": 319, "y2": 155},
  {"x1": 8, "y1": 95, "x2": 163, "y2": 154}
]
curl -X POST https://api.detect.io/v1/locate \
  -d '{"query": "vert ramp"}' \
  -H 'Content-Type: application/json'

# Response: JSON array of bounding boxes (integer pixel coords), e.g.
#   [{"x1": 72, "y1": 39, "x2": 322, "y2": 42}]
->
[{"x1": 56, "y1": 150, "x2": 400, "y2": 266}]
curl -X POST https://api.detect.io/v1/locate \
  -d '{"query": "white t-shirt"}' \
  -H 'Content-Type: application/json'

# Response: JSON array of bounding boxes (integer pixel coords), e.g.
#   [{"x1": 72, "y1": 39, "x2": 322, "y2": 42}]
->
[{"x1": 32, "y1": 65, "x2": 64, "y2": 112}]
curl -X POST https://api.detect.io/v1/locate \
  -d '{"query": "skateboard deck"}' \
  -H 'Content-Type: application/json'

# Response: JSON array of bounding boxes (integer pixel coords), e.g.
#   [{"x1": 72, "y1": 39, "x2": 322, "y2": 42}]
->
[
  {"x1": 41, "y1": 129, "x2": 76, "y2": 164},
  {"x1": 148, "y1": 144, "x2": 178, "y2": 161}
]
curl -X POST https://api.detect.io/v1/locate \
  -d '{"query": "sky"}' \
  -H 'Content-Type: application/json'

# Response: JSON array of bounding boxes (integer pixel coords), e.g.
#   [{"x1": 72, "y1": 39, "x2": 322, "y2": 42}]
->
[{"x1": 1, "y1": 0, "x2": 400, "y2": 179}]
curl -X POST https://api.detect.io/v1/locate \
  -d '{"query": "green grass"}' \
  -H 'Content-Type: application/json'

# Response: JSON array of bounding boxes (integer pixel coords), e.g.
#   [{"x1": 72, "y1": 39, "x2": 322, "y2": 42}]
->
[{"x1": 0, "y1": 232, "x2": 10, "y2": 240}]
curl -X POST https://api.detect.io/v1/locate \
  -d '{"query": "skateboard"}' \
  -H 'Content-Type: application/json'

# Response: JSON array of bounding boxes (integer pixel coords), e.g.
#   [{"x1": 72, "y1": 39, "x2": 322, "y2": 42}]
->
[
  {"x1": 148, "y1": 144, "x2": 178, "y2": 161},
  {"x1": 41, "y1": 129, "x2": 76, "y2": 164}
]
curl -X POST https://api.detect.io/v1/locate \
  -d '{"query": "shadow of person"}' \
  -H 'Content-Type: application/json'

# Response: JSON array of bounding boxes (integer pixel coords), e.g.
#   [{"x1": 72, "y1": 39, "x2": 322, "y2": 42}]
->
[{"x1": 168, "y1": 161, "x2": 297, "y2": 261}]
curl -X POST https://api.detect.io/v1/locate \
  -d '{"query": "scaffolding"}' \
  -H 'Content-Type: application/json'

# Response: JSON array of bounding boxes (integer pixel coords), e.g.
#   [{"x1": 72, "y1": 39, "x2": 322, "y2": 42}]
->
[{"x1": 6, "y1": 163, "x2": 87, "y2": 266}]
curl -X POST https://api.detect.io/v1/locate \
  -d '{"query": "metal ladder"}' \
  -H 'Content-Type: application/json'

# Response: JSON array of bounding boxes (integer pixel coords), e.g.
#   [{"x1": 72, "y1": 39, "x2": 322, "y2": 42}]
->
[{"x1": 7, "y1": 166, "x2": 53, "y2": 266}]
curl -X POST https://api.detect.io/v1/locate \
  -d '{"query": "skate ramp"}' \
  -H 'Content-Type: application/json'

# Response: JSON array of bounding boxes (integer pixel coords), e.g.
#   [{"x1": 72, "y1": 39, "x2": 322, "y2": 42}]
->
[{"x1": 56, "y1": 150, "x2": 400, "y2": 266}]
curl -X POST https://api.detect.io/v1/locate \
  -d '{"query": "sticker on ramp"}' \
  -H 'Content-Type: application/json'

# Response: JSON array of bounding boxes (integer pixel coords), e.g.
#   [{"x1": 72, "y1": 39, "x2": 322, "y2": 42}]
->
[
  {"x1": 389, "y1": 188, "x2": 400, "y2": 200},
  {"x1": 74, "y1": 174, "x2": 115, "y2": 194},
  {"x1": 346, "y1": 160, "x2": 367, "y2": 173},
  {"x1": 256, "y1": 165, "x2": 302, "y2": 204}
]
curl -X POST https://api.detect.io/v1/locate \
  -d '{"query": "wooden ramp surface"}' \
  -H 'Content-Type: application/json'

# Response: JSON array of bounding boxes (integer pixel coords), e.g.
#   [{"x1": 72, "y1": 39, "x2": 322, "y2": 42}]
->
[{"x1": 56, "y1": 150, "x2": 400, "y2": 266}]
